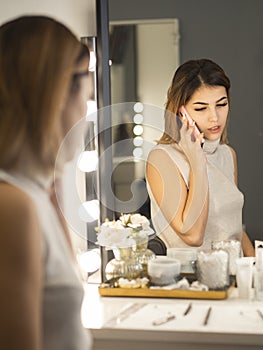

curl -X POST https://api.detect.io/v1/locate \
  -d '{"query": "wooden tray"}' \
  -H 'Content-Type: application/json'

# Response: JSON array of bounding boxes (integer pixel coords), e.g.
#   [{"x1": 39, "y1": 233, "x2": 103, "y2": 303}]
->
[{"x1": 98, "y1": 285, "x2": 233, "y2": 300}]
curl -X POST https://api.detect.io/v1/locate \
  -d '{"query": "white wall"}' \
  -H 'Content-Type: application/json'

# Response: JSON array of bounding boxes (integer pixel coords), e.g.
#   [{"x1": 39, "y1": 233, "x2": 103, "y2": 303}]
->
[
  {"x1": 136, "y1": 20, "x2": 180, "y2": 157},
  {"x1": 0, "y1": 0, "x2": 96, "y2": 37},
  {"x1": 137, "y1": 19, "x2": 179, "y2": 109}
]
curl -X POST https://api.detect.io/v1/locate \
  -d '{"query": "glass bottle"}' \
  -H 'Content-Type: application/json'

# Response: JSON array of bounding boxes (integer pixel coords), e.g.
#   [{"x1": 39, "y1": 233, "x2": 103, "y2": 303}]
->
[{"x1": 105, "y1": 246, "x2": 143, "y2": 280}]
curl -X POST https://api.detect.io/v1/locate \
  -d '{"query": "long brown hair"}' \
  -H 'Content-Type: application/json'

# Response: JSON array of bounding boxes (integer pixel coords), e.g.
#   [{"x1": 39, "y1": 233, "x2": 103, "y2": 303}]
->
[
  {"x1": 0, "y1": 16, "x2": 90, "y2": 174},
  {"x1": 159, "y1": 58, "x2": 231, "y2": 144}
]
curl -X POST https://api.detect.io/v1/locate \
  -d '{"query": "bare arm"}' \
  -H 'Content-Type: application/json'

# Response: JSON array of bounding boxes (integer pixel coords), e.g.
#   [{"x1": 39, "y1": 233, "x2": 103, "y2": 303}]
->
[
  {"x1": 242, "y1": 230, "x2": 255, "y2": 257},
  {"x1": 146, "y1": 147, "x2": 209, "y2": 247},
  {"x1": 229, "y1": 146, "x2": 255, "y2": 257},
  {"x1": 0, "y1": 184, "x2": 42, "y2": 349}
]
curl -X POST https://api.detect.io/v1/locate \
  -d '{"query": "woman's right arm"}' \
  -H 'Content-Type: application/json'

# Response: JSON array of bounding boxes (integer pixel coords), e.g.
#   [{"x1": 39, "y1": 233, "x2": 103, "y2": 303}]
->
[
  {"x1": 146, "y1": 125, "x2": 209, "y2": 246},
  {"x1": 0, "y1": 184, "x2": 42, "y2": 350}
]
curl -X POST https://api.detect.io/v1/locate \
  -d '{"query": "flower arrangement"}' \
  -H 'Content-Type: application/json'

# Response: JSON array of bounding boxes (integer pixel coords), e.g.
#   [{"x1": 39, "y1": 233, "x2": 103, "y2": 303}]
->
[{"x1": 96, "y1": 213, "x2": 154, "y2": 249}]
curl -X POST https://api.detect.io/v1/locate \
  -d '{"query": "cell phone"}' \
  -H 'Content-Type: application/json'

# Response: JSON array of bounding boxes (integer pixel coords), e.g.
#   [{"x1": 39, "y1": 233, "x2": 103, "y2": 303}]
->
[{"x1": 180, "y1": 106, "x2": 204, "y2": 144}]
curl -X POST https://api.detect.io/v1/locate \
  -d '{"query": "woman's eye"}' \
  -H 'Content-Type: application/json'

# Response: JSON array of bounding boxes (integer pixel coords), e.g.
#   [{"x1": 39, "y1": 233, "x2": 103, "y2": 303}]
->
[
  {"x1": 194, "y1": 107, "x2": 206, "y2": 111},
  {"x1": 217, "y1": 102, "x2": 228, "y2": 107}
]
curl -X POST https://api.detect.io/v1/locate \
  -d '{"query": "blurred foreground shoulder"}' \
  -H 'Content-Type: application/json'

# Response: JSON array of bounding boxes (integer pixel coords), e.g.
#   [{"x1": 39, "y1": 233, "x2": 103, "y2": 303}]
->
[
  {"x1": 0, "y1": 182, "x2": 41, "y2": 262},
  {"x1": 0, "y1": 183, "x2": 42, "y2": 349}
]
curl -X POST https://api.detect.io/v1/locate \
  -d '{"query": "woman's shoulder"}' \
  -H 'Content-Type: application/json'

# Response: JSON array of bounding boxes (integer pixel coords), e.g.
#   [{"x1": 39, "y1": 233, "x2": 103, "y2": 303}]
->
[
  {"x1": 147, "y1": 143, "x2": 190, "y2": 187},
  {"x1": 218, "y1": 143, "x2": 236, "y2": 162},
  {"x1": 224, "y1": 144, "x2": 237, "y2": 158},
  {"x1": 148, "y1": 143, "x2": 187, "y2": 163},
  {"x1": 0, "y1": 182, "x2": 41, "y2": 311},
  {"x1": 0, "y1": 182, "x2": 36, "y2": 213},
  {"x1": 0, "y1": 183, "x2": 40, "y2": 251},
  {"x1": 148, "y1": 142, "x2": 183, "y2": 156}
]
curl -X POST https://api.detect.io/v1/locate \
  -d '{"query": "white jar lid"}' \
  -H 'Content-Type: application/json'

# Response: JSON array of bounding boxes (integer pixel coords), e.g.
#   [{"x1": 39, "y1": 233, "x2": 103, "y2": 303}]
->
[{"x1": 167, "y1": 248, "x2": 197, "y2": 262}]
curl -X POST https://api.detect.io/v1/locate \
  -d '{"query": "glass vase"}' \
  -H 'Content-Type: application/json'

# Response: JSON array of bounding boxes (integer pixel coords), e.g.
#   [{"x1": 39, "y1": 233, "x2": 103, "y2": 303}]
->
[
  {"x1": 133, "y1": 232, "x2": 156, "y2": 276},
  {"x1": 105, "y1": 246, "x2": 143, "y2": 280}
]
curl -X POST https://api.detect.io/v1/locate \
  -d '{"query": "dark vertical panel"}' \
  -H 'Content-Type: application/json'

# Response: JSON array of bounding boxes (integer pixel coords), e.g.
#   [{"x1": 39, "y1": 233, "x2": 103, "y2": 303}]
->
[{"x1": 96, "y1": 0, "x2": 115, "y2": 281}]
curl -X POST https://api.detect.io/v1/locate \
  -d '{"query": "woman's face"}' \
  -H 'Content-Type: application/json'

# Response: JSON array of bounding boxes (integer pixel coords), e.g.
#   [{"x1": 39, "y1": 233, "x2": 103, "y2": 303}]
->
[
  {"x1": 185, "y1": 85, "x2": 229, "y2": 141},
  {"x1": 58, "y1": 57, "x2": 90, "y2": 165},
  {"x1": 62, "y1": 58, "x2": 90, "y2": 135}
]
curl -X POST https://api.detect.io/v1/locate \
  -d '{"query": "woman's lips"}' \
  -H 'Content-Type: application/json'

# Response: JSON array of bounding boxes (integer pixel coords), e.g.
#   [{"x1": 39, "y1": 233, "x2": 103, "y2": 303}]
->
[{"x1": 208, "y1": 125, "x2": 221, "y2": 134}]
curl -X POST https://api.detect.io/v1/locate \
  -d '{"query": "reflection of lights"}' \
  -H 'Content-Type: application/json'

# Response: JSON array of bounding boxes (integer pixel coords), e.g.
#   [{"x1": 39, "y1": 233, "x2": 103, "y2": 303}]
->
[
  {"x1": 133, "y1": 113, "x2": 143, "y2": 124},
  {"x1": 109, "y1": 59, "x2": 112, "y2": 66},
  {"x1": 133, "y1": 102, "x2": 144, "y2": 113},
  {"x1": 133, "y1": 136, "x2": 143, "y2": 147},
  {"x1": 133, "y1": 147, "x2": 143, "y2": 158},
  {"x1": 86, "y1": 100, "x2": 97, "y2": 122},
  {"x1": 77, "y1": 151, "x2": 98, "y2": 172},
  {"x1": 77, "y1": 249, "x2": 101, "y2": 273},
  {"x1": 79, "y1": 200, "x2": 100, "y2": 222},
  {"x1": 133, "y1": 124, "x2": 143, "y2": 136},
  {"x1": 89, "y1": 51, "x2": 96, "y2": 72},
  {"x1": 133, "y1": 104, "x2": 144, "y2": 158}
]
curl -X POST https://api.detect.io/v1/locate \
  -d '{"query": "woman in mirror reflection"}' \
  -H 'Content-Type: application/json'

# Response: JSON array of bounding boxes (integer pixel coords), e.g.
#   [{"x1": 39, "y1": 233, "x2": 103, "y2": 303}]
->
[
  {"x1": 0, "y1": 16, "x2": 92, "y2": 349},
  {"x1": 146, "y1": 58, "x2": 255, "y2": 257}
]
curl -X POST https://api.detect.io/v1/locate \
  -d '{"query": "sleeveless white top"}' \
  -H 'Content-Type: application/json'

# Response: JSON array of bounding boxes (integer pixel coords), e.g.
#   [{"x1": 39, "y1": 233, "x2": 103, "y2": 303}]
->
[
  {"x1": 0, "y1": 170, "x2": 92, "y2": 350},
  {"x1": 147, "y1": 140, "x2": 244, "y2": 250}
]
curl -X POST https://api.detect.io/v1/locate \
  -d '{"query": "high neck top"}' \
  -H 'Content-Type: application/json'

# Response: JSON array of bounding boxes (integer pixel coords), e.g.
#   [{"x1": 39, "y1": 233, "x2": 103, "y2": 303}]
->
[
  {"x1": 8, "y1": 169, "x2": 53, "y2": 191},
  {"x1": 202, "y1": 138, "x2": 220, "y2": 155}
]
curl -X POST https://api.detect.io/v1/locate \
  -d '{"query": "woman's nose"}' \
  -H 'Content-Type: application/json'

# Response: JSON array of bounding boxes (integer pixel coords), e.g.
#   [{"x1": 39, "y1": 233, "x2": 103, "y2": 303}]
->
[{"x1": 209, "y1": 109, "x2": 219, "y2": 122}]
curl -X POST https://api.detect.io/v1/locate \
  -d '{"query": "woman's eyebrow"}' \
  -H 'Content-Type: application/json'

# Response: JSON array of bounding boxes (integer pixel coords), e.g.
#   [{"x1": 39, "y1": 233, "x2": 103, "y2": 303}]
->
[
  {"x1": 193, "y1": 96, "x2": 228, "y2": 105},
  {"x1": 193, "y1": 101, "x2": 208, "y2": 105},
  {"x1": 216, "y1": 96, "x2": 228, "y2": 103}
]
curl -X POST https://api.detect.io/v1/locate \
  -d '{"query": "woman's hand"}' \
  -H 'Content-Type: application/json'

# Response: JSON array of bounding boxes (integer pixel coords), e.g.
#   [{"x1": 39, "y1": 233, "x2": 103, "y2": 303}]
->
[{"x1": 176, "y1": 115, "x2": 206, "y2": 167}]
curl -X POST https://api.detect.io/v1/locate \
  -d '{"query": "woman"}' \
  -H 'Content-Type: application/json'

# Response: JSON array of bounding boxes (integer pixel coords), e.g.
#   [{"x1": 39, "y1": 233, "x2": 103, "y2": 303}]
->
[
  {"x1": 0, "y1": 16, "x2": 92, "y2": 349},
  {"x1": 146, "y1": 58, "x2": 254, "y2": 257}
]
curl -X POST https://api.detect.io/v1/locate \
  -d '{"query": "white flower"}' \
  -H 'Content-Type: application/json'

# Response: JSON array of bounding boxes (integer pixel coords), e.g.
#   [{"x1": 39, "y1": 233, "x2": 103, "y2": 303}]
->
[
  {"x1": 96, "y1": 220, "x2": 134, "y2": 248},
  {"x1": 129, "y1": 214, "x2": 154, "y2": 235},
  {"x1": 96, "y1": 213, "x2": 154, "y2": 248},
  {"x1": 130, "y1": 213, "x2": 149, "y2": 226},
  {"x1": 119, "y1": 214, "x2": 132, "y2": 226}
]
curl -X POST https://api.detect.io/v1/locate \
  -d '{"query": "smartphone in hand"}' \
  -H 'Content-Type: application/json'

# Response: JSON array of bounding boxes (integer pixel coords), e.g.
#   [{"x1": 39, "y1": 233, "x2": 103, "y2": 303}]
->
[{"x1": 180, "y1": 106, "x2": 205, "y2": 144}]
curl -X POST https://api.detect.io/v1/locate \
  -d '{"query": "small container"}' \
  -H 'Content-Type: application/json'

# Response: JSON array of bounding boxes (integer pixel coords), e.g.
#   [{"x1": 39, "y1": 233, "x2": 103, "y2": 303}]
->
[
  {"x1": 255, "y1": 244, "x2": 263, "y2": 301},
  {"x1": 211, "y1": 239, "x2": 241, "y2": 275},
  {"x1": 255, "y1": 244, "x2": 263, "y2": 270},
  {"x1": 254, "y1": 268, "x2": 263, "y2": 301},
  {"x1": 235, "y1": 257, "x2": 254, "y2": 299},
  {"x1": 197, "y1": 250, "x2": 229, "y2": 290},
  {"x1": 148, "y1": 257, "x2": 181, "y2": 286},
  {"x1": 166, "y1": 248, "x2": 197, "y2": 273}
]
